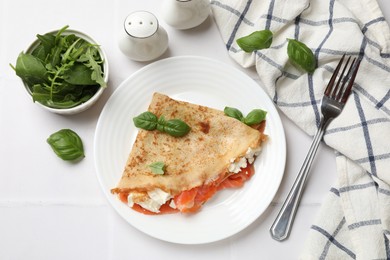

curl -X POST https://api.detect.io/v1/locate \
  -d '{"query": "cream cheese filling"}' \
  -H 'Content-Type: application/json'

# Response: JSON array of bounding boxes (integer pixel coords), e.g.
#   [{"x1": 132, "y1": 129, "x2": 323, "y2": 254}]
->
[
  {"x1": 127, "y1": 188, "x2": 172, "y2": 213},
  {"x1": 228, "y1": 146, "x2": 262, "y2": 173},
  {"x1": 128, "y1": 147, "x2": 262, "y2": 212}
]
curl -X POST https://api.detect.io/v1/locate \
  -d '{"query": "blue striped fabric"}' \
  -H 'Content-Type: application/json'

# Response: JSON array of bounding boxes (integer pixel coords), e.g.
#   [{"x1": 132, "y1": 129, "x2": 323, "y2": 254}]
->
[{"x1": 211, "y1": 0, "x2": 390, "y2": 258}]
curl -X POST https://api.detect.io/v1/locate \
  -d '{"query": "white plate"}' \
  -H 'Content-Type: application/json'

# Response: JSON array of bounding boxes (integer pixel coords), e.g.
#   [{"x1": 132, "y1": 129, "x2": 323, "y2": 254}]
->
[{"x1": 94, "y1": 56, "x2": 286, "y2": 244}]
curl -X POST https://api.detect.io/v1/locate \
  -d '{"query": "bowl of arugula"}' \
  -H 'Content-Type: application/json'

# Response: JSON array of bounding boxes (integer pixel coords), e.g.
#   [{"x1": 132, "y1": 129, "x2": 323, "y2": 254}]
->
[{"x1": 12, "y1": 25, "x2": 108, "y2": 115}]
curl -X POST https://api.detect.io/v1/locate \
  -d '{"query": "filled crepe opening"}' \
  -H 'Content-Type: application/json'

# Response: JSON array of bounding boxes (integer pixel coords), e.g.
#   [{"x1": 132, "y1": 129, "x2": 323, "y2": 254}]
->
[{"x1": 111, "y1": 92, "x2": 268, "y2": 215}]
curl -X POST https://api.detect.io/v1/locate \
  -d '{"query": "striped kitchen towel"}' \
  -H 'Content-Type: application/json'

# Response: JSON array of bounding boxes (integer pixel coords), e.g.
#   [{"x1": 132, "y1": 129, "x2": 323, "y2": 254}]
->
[{"x1": 211, "y1": 0, "x2": 390, "y2": 259}]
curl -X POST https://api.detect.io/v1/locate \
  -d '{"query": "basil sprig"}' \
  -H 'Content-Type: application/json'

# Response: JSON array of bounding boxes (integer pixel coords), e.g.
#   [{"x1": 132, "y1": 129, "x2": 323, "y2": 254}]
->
[
  {"x1": 47, "y1": 129, "x2": 85, "y2": 161},
  {"x1": 133, "y1": 111, "x2": 158, "y2": 130},
  {"x1": 149, "y1": 161, "x2": 166, "y2": 175},
  {"x1": 236, "y1": 30, "x2": 273, "y2": 52},
  {"x1": 133, "y1": 112, "x2": 191, "y2": 137},
  {"x1": 287, "y1": 39, "x2": 316, "y2": 73},
  {"x1": 224, "y1": 107, "x2": 267, "y2": 126}
]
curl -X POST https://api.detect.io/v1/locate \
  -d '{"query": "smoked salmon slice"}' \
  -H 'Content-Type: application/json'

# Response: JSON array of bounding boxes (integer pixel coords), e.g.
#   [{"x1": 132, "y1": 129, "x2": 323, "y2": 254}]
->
[
  {"x1": 174, "y1": 164, "x2": 255, "y2": 213},
  {"x1": 118, "y1": 156, "x2": 256, "y2": 215},
  {"x1": 217, "y1": 164, "x2": 255, "y2": 190}
]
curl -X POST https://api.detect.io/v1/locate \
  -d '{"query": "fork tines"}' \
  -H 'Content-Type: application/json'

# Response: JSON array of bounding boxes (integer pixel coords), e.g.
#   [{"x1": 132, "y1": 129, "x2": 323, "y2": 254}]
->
[{"x1": 324, "y1": 54, "x2": 361, "y2": 103}]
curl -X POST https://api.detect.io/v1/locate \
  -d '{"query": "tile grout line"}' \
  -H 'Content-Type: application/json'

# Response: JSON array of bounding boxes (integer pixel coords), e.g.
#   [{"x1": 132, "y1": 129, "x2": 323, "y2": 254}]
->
[
  {"x1": 107, "y1": 209, "x2": 116, "y2": 260},
  {"x1": 0, "y1": 0, "x2": 5, "y2": 58},
  {"x1": 0, "y1": 199, "x2": 108, "y2": 207},
  {"x1": 0, "y1": 200, "x2": 322, "y2": 207}
]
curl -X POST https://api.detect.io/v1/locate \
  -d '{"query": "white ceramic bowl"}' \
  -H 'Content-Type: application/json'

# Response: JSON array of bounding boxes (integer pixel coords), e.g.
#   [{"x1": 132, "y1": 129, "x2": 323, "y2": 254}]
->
[{"x1": 23, "y1": 28, "x2": 109, "y2": 115}]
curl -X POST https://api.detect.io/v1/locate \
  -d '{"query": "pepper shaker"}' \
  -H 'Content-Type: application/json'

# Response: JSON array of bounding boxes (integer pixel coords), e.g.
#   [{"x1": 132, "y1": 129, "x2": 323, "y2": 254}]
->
[
  {"x1": 118, "y1": 11, "x2": 169, "y2": 62},
  {"x1": 161, "y1": 0, "x2": 210, "y2": 30}
]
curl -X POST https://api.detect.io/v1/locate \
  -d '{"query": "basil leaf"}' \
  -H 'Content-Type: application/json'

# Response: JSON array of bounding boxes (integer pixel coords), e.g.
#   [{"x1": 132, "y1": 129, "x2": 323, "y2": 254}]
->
[
  {"x1": 224, "y1": 107, "x2": 244, "y2": 121},
  {"x1": 133, "y1": 111, "x2": 158, "y2": 130},
  {"x1": 149, "y1": 161, "x2": 166, "y2": 175},
  {"x1": 287, "y1": 39, "x2": 316, "y2": 73},
  {"x1": 31, "y1": 44, "x2": 48, "y2": 63},
  {"x1": 47, "y1": 129, "x2": 85, "y2": 161},
  {"x1": 63, "y1": 63, "x2": 97, "y2": 85},
  {"x1": 236, "y1": 30, "x2": 273, "y2": 52},
  {"x1": 14, "y1": 53, "x2": 47, "y2": 86},
  {"x1": 36, "y1": 33, "x2": 56, "y2": 54},
  {"x1": 163, "y1": 119, "x2": 191, "y2": 137},
  {"x1": 156, "y1": 115, "x2": 166, "y2": 132},
  {"x1": 133, "y1": 112, "x2": 191, "y2": 137},
  {"x1": 32, "y1": 81, "x2": 98, "y2": 108},
  {"x1": 243, "y1": 109, "x2": 267, "y2": 125},
  {"x1": 133, "y1": 111, "x2": 191, "y2": 137},
  {"x1": 225, "y1": 106, "x2": 267, "y2": 126}
]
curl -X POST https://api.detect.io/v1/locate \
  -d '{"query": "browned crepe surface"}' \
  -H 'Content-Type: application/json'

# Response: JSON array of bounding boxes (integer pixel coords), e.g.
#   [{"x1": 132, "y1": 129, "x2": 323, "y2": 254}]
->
[{"x1": 112, "y1": 92, "x2": 267, "y2": 196}]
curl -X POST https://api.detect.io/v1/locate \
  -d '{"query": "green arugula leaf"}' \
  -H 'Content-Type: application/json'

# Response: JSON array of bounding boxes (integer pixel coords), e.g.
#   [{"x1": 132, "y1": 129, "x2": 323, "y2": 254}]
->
[
  {"x1": 149, "y1": 161, "x2": 166, "y2": 175},
  {"x1": 61, "y1": 38, "x2": 82, "y2": 63},
  {"x1": 78, "y1": 47, "x2": 106, "y2": 88},
  {"x1": 49, "y1": 45, "x2": 63, "y2": 68}
]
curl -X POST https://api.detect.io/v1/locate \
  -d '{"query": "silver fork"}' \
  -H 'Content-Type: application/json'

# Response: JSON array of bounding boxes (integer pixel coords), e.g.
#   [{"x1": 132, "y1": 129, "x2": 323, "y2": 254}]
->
[{"x1": 270, "y1": 54, "x2": 361, "y2": 241}]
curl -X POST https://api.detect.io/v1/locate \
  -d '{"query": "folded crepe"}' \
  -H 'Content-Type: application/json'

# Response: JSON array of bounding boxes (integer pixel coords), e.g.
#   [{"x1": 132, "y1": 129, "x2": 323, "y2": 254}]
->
[{"x1": 111, "y1": 92, "x2": 267, "y2": 214}]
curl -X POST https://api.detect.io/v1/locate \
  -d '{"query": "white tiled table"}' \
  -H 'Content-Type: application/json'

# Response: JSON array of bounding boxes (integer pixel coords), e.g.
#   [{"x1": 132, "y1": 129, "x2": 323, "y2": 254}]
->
[{"x1": 1, "y1": 1, "x2": 389, "y2": 259}]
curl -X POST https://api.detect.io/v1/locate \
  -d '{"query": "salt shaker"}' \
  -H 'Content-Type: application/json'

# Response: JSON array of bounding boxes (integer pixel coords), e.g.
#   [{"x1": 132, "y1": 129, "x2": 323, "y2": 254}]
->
[
  {"x1": 118, "y1": 11, "x2": 169, "y2": 62},
  {"x1": 161, "y1": 0, "x2": 210, "y2": 30}
]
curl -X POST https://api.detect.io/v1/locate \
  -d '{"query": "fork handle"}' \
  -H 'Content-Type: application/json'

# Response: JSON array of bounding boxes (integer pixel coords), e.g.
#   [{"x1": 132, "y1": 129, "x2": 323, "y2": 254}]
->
[{"x1": 270, "y1": 118, "x2": 330, "y2": 241}]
